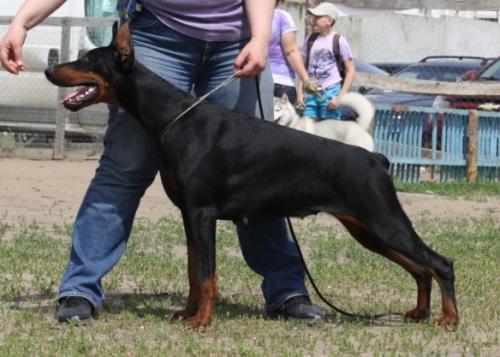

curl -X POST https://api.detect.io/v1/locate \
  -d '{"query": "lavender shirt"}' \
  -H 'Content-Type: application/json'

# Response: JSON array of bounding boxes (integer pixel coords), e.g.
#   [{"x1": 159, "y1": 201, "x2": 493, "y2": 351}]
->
[
  {"x1": 141, "y1": 0, "x2": 251, "y2": 41},
  {"x1": 269, "y1": 9, "x2": 297, "y2": 86},
  {"x1": 301, "y1": 31, "x2": 353, "y2": 89}
]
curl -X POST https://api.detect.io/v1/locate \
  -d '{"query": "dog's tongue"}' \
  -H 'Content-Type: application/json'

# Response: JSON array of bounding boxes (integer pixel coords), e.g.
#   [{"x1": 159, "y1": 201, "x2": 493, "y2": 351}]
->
[{"x1": 62, "y1": 86, "x2": 96, "y2": 103}]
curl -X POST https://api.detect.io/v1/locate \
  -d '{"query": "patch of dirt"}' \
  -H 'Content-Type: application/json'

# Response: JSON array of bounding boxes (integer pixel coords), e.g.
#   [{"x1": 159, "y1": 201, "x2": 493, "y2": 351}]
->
[
  {"x1": 0, "y1": 158, "x2": 498, "y2": 230},
  {"x1": 0, "y1": 158, "x2": 179, "y2": 229}
]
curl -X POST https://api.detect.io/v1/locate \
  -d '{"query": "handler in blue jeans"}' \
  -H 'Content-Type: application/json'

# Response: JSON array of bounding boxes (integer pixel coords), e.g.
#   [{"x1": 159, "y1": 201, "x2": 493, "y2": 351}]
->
[{"x1": 1, "y1": 0, "x2": 324, "y2": 323}]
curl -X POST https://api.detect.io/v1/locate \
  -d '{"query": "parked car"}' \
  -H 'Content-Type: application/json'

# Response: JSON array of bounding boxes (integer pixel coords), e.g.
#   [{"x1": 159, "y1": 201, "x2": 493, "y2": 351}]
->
[
  {"x1": 365, "y1": 56, "x2": 491, "y2": 108},
  {"x1": 351, "y1": 58, "x2": 388, "y2": 94},
  {"x1": 355, "y1": 59, "x2": 389, "y2": 77},
  {"x1": 433, "y1": 56, "x2": 500, "y2": 111},
  {"x1": 363, "y1": 56, "x2": 492, "y2": 150},
  {"x1": 370, "y1": 62, "x2": 411, "y2": 74},
  {"x1": 337, "y1": 59, "x2": 387, "y2": 119}
]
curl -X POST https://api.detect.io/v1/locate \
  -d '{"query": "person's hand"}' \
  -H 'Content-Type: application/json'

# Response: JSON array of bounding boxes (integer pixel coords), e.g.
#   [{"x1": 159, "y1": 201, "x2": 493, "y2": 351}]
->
[
  {"x1": 0, "y1": 24, "x2": 27, "y2": 74},
  {"x1": 234, "y1": 37, "x2": 268, "y2": 78},
  {"x1": 303, "y1": 78, "x2": 323, "y2": 94},
  {"x1": 295, "y1": 96, "x2": 305, "y2": 111},
  {"x1": 327, "y1": 96, "x2": 338, "y2": 112}
]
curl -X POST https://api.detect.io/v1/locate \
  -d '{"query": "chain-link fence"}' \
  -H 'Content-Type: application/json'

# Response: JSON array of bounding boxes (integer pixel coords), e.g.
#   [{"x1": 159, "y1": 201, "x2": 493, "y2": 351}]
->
[
  {"x1": 284, "y1": 1, "x2": 500, "y2": 181},
  {"x1": 1, "y1": 4, "x2": 499, "y2": 180},
  {"x1": 0, "y1": 17, "x2": 114, "y2": 159}
]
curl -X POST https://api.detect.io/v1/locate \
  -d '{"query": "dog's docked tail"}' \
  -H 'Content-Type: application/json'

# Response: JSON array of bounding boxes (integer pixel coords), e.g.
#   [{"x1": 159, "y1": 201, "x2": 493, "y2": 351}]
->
[{"x1": 337, "y1": 93, "x2": 375, "y2": 132}]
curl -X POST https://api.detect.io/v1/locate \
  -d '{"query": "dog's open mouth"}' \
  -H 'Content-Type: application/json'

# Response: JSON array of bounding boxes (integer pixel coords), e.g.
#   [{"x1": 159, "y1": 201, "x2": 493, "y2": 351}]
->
[{"x1": 62, "y1": 84, "x2": 99, "y2": 111}]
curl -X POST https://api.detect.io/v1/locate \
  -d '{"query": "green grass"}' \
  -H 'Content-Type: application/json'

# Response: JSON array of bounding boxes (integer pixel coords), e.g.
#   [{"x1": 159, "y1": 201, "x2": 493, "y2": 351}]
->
[
  {"x1": 0, "y1": 212, "x2": 499, "y2": 355},
  {"x1": 395, "y1": 180, "x2": 500, "y2": 199}
]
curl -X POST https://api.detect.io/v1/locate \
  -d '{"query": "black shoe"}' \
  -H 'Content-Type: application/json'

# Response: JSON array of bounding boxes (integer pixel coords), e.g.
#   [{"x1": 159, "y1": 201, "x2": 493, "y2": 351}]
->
[
  {"x1": 57, "y1": 296, "x2": 95, "y2": 323},
  {"x1": 267, "y1": 296, "x2": 325, "y2": 322}
]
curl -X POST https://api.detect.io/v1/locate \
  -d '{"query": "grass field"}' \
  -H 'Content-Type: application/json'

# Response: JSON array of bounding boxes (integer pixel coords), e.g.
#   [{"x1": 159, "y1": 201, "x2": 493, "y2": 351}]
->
[{"x1": 0, "y1": 184, "x2": 499, "y2": 355}]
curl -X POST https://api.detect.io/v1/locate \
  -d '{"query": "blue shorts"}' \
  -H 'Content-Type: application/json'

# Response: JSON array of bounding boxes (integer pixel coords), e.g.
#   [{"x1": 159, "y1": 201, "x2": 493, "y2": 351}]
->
[{"x1": 302, "y1": 84, "x2": 342, "y2": 120}]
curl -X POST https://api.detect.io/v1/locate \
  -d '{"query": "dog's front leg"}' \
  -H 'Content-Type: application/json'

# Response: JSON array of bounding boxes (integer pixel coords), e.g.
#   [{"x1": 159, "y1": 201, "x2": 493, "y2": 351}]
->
[
  {"x1": 178, "y1": 208, "x2": 218, "y2": 329},
  {"x1": 171, "y1": 240, "x2": 200, "y2": 322}
]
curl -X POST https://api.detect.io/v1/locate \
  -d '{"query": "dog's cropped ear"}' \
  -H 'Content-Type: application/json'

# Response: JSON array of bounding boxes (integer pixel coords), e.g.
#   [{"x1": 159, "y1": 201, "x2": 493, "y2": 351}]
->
[{"x1": 112, "y1": 22, "x2": 134, "y2": 71}]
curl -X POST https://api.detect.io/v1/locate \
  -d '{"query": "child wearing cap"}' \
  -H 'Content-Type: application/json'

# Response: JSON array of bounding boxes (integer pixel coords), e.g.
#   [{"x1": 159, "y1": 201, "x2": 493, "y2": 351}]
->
[{"x1": 298, "y1": 2, "x2": 356, "y2": 120}]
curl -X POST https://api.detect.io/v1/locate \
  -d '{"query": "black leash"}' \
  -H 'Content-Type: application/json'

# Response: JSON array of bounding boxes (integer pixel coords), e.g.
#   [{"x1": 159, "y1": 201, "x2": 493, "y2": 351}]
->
[
  {"x1": 286, "y1": 217, "x2": 403, "y2": 320},
  {"x1": 254, "y1": 75, "x2": 403, "y2": 321}
]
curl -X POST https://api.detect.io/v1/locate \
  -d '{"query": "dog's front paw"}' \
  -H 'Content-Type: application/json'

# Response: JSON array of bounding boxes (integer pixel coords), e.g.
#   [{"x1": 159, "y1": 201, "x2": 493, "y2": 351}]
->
[
  {"x1": 171, "y1": 307, "x2": 197, "y2": 322},
  {"x1": 404, "y1": 307, "x2": 431, "y2": 321},
  {"x1": 436, "y1": 314, "x2": 459, "y2": 327},
  {"x1": 186, "y1": 314, "x2": 212, "y2": 330}
]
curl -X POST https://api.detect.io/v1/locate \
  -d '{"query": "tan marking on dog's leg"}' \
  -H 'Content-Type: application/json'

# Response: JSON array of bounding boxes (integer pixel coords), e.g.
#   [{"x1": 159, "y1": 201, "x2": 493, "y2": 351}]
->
[
  {"x1": 437, "y1": 297, "x2": 459, "y2": 327},
  {"x1": 171, "y1": 244, "x2": 200, "y2": 321},
  {"x1": 334, "y1": 213, "x2": 432, "y2": 321},
  {"x1": 186, "y1": 275, "x2": 218, "y2": 329},
  {"x1": 387, "y1": 251, "x2": 432, "y2": 320},
  {"x1": 428, "y1": 270, "x2": 459, "y2": 327}
]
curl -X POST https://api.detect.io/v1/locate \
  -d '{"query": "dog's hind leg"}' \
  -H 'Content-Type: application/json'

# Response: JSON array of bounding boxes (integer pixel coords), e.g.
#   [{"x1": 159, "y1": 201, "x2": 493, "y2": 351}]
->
[
  {"x1": 377, "y1": 220, "x2": 456, "y2": 326},
  {"x1": 367, "y1": 215, "x2": 457, "y2": 327},
  {"x1": 178, "y1": 208, "x2": 218, "y2": 329},
  {"x1": 351, "y1": 173, "x2": 458, "y2": 326},
  {"x1": 375, "y1": 248, "x2": 433, "y2": 321},
  {"x1": 334, "y1": 214, "x2": 433, "y2": 320}
]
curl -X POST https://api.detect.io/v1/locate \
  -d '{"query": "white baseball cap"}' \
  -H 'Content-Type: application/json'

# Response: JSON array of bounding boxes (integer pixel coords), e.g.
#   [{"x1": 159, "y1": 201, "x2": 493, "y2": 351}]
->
[{"x1": 308, "y1": 2, "x2": 338, "y2": 20}]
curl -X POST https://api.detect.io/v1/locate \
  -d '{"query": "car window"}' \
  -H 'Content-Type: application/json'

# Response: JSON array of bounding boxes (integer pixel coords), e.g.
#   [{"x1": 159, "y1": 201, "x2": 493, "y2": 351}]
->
[
  {"x1": 478, "y1": 60, "x2": 500, "y2": 81},
  {"x1": 85, "y1": 0, "x2": 118, "y2": 47},
  {"x1": 355, "y1": 60, "x2": 388, "y2": 76}
]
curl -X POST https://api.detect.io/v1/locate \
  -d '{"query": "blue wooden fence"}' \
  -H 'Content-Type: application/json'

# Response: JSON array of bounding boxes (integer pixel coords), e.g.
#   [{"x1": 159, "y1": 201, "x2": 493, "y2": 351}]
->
[{"x1": 373, "y1": 105, "x2": 500, "y2": 182}]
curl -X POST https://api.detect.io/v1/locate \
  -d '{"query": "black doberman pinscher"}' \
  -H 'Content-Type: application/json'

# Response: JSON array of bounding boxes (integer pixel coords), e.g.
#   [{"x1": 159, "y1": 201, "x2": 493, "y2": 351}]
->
[{"x1": 45, "y1": 24, "x2": 458, "y2": 329}]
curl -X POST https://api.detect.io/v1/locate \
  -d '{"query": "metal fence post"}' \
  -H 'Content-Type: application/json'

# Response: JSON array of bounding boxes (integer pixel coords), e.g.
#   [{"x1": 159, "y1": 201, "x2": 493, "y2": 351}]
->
[{"x1": 53, "y1": 18, "x2": 71, "y2": 159}]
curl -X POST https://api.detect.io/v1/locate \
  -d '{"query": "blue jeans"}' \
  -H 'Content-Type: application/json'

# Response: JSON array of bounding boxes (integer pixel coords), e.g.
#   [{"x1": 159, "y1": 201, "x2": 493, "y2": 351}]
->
[
  {"x1": 303, "y1": 84, "x2": 342, "y2": 120},
  {"x1": 58, "y1": 9, "x2": 308, "y2": 312}
]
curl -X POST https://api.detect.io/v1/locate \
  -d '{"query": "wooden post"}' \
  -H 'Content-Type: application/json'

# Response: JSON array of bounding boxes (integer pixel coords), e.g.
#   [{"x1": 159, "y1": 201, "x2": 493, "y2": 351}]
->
[{"x1": 466, "y1": 110, "x2": 478, "y2": 183}]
